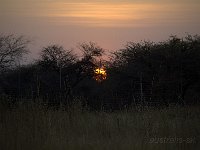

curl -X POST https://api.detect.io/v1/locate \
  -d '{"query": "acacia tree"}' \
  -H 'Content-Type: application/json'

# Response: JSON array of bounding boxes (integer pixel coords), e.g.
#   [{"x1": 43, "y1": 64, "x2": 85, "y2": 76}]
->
[
  {"x1": 37, "y1": 43, "x2": 105, "y2": 103},
  {"x1": 111, "y1": 35, "x2": 200, "y2": 105},
  {"x1": 70, "y1": 42, "x2": 106, "y2": 105},
  {"x1": 37, "y1": 45, "x2": 77, "y2": 99},
  {"x1": 0, "y1": 35, "x2": 30, "y2": 71},
  {"x1": 40, "y1": 45, "x2": 76, "y2": 70},
  {"x1": 80, "y1": 42, "x2": 104, "y2": 57},
  {"x1": 78, "y1": 42, "x2": 104, "y2": 76}
]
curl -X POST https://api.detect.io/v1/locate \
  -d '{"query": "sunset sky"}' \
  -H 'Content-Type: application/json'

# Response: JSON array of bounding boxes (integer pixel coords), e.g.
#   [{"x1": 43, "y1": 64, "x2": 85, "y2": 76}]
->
[{"x1": 0, "y1": 0, "x2": 200, "y2": 59}]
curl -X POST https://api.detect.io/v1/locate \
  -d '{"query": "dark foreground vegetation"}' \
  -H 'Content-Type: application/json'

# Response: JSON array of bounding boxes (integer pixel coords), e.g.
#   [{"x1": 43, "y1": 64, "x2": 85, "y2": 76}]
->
[
  {"x1": 0, "y1": 99, "x2": 199, "y2": 150},
  {"x1": 0, "y1": 34, "x2": 200, "y2": 108},
  {"x1": 0, "y1": 34, "x2": 200, "y2": 149}
]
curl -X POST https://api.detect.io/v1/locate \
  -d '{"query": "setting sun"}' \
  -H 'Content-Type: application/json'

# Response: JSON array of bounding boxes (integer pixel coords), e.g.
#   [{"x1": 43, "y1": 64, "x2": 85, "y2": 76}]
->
[{"x1": 94, "y1": 67, "x2": 107, "y2": 82}]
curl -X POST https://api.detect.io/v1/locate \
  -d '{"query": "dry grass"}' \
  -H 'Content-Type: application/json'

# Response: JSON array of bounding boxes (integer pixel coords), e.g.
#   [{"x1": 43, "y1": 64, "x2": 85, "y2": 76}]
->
[{"x1": 0, "y1": 100, "x2": 199, "y2": 150}]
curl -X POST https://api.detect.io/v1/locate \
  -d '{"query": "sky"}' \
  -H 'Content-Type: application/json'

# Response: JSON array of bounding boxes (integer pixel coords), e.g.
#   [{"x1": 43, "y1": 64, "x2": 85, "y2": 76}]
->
[{"x1": 0, "y1": 0, "x2": 200, "y2": 60}]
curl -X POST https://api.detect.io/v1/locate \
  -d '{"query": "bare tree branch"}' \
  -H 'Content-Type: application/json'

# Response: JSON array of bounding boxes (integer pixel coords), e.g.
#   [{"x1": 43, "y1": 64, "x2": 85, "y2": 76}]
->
[{"x1": 0, "y1": 34, "x2": 30, "y2": 70}]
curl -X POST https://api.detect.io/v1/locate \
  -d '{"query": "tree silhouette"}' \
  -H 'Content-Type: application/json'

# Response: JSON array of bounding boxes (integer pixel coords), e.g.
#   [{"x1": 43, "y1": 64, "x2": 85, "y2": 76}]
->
[
  {"x1": 0, "y1": 35, "x2": 29, "y2": 71},
  {"x1": 40, "y1": 45, "x2": 76, "y2": 70}
]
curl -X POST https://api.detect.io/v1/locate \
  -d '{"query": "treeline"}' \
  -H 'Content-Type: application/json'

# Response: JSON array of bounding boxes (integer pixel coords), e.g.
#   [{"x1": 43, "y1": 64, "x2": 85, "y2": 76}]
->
[{"x1": 0, "y1": 34, "x2": 200, "y2": 109}]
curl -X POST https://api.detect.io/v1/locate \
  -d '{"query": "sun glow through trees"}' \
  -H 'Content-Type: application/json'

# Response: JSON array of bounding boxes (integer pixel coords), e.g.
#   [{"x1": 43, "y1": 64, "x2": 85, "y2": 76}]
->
[{"x1": 94, "y1": 67, "x2": 107, "y2": 82}]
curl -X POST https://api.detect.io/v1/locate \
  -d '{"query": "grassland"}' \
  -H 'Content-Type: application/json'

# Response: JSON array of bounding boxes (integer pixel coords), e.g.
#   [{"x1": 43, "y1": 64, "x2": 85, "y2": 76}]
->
[{"x1": 0, "y1": 99, "x2": 199, "y2": 150}]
